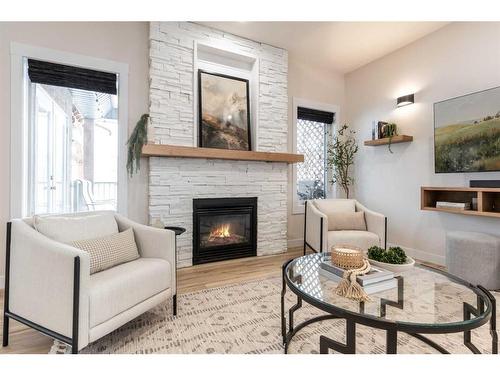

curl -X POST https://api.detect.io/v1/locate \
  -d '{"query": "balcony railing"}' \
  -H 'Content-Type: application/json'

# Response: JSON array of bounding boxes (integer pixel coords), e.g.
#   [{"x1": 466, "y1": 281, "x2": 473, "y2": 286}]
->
[{"x1": 72, "y1": 180, "x2": 117, "y2": 211}]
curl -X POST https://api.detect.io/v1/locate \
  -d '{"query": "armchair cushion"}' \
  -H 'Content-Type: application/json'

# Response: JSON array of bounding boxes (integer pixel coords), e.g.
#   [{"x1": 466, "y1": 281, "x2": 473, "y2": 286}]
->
[
  {"x1": 88, "y1": 258, "x2": 172, "y2": 327},
  {"x1": 328, "y1": 211, "x2": 366, "y2": 231},
  {"x1": 327, "y1": 230, "x2": 379, "y2": 252},
  {"x1": 71, "y1": 228, "x2": 140, "y2": 274},
  {"x1": 33, "y1": 211, "x2": 118, "y2": 242},
  {"x1": 315, "y1": 199, "x2": 355, "y2": 214}
]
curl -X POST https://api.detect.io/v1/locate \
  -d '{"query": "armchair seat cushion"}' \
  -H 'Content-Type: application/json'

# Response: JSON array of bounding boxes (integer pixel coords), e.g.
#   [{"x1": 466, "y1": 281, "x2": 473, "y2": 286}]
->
[
  {"x1": 327, "y1": 230, "x2": 379, "y2": 252},
  {"x1": 89, "y1": 258, "x2": 171, "y2": 327}
]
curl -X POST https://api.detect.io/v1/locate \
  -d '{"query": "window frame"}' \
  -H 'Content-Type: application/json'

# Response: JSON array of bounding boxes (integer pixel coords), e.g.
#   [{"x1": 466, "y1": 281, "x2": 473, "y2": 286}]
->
[
  {"x1": 292, "y1": 97, "x2": 339, "y2": 215},
  {"x1": 10, "y1": 43, "x2": 129, "y2": 218}
]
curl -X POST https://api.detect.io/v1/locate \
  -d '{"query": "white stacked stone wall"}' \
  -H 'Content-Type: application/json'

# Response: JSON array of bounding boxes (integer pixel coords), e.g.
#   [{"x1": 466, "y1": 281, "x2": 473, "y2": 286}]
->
[{"x1": 148, "y1": 22, "x2": 289, "y2": 267}]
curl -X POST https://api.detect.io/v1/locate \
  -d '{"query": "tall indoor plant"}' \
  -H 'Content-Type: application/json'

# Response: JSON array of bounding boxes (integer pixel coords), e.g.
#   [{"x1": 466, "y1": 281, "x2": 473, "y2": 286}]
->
[{"x1": 326, "y1": 123, "x2": 358, "y2": 198}]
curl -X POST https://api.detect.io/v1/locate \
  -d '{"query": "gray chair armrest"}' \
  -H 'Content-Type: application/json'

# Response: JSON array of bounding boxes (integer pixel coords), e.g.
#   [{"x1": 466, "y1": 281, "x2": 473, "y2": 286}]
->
[
  {"x1": 114, "y1": 214, "x2": 176, "y2": 294},
  {"x1": 355, "y1": 201, "x2": 386, "y2": 248}
]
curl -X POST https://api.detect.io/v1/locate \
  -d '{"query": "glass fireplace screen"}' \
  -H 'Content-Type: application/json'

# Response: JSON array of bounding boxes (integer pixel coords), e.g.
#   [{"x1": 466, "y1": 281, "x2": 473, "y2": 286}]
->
[{"x1": 199, "y1": 213, "x2": 251, "y2": 249}]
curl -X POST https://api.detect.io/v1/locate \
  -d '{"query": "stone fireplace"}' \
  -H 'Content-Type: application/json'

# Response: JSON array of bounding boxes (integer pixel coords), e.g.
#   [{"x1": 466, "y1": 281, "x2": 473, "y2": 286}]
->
[
  {"x1": 193, "y1": 197, "x2": 257, "y2": 264},
  {"x1": 148, "y1": 22, "x2": 289, "y2": 267}
]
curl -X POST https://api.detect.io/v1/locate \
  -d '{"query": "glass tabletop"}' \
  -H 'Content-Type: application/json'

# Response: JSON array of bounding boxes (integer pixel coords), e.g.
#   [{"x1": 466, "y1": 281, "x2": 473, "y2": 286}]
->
[{"x1": 285, "y1": 253, "x2": 491, "y2": 329}]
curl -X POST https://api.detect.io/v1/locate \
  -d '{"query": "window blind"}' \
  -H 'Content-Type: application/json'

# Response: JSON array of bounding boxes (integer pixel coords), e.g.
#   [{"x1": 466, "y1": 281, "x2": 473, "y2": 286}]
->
[
  {"x1": 28, "y1": 59, "x2": 117, "y2": 95},
  {"x1": 297, "y1": 106, "x2": 335, "y2": 124}
]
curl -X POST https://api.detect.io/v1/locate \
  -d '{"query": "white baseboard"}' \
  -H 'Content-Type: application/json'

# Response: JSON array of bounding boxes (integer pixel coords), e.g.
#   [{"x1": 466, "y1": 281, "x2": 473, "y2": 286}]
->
[
  {"x1": 387, "y1": 242, "x2": 445, "y2": 266},
  {"x1": 287, "y1": 238, "x2": 303, "y2": 249}
]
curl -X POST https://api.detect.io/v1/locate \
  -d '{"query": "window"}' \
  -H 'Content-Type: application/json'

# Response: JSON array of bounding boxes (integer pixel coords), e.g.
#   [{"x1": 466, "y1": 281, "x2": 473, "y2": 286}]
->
[
  {"x1": 10, "y1": 44, "x2": 128, "y2": 218},
  {"x1": 293, "y1": 101, "x2": 337, "y2": 214},
  {"x1": 25, "y1": 57, "x2": 119, "y2": 215},
  {"x1": 296, "y1": 118, "x2": 328, "y2": 201}
]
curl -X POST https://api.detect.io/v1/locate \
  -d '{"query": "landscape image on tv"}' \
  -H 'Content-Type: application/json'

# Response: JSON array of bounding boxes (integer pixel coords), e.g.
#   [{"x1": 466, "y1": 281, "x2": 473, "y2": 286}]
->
[{"x1": 434, "y1": 86, "x2": 500, "y2": 173}]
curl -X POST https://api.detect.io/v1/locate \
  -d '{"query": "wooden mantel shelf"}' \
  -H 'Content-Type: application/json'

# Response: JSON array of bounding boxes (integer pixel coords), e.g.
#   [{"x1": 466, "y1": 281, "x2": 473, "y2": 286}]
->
[
  {"x1": 141, "y1": 144, "x2": 304, "y2": 163},
  {"x1": 364, "y1": 135, "x2": 413, "y2": 146}
]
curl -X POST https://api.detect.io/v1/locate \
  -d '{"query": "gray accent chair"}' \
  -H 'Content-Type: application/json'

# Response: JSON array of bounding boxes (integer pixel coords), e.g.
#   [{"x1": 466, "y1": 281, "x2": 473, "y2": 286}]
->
[{"x1": 446, "y1": 231, "x2": 500, "y2": 290}]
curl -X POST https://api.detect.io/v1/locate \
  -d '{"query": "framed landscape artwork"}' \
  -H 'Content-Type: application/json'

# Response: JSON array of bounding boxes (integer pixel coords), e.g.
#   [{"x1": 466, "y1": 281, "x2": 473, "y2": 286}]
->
[
  {"x1": 198, "y1": 70, "x2": 251, "y2": 150},
  {"x1": 434, "y1": 86, "x2": 500, "y2": 173}
]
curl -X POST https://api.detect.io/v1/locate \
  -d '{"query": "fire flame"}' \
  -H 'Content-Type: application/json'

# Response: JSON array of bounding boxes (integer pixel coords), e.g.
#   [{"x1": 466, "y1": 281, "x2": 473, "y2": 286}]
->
[{"x1": 209, "y1": 224, "x2": 231, "y2": 240}]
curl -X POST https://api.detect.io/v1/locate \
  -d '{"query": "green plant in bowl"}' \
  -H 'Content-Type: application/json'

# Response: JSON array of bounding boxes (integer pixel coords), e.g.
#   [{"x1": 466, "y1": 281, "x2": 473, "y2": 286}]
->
[
  {"x1": 368, "y1": 246, "x2": 407, "y2": 264},
  {"x1": 367, "y1": 246, "x2": 414, "y2": 274}
]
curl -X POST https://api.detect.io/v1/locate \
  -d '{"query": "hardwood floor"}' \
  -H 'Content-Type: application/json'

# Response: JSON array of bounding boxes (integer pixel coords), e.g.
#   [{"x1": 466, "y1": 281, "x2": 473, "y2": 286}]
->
[{"x1": 0, "y1": 247, "x2": 303, "y2": 354}]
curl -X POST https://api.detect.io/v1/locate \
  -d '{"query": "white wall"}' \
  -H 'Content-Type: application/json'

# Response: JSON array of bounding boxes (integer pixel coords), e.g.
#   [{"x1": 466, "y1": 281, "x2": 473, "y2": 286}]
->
[
  {"x1": 0, "y1": 22, "x2": 150, "y2": 285},
  {"x1": 346, "y1": 22, "x2": 500, "y2": 265},
  {"x1": 287, "y1": 57, "x2": 345, "y2": 246}
]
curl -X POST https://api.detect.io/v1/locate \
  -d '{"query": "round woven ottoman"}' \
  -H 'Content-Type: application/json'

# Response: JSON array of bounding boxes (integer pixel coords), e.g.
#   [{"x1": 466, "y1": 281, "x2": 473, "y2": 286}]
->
[{"x1": 446, "y1": 231, "x2": 500, "y2": 290}]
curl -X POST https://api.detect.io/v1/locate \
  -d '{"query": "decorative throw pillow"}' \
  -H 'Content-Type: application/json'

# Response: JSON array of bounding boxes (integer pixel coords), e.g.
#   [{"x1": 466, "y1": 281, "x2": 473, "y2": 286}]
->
[
  {"x1": 314, "y1": 199, "x2": 356, "y2": 214},
  {"x1": 327, "y1": 211, "x2": 367, "y2": 231},
  {"x1": 70, "y1": 228, "x2": 140, "y2": 274}
]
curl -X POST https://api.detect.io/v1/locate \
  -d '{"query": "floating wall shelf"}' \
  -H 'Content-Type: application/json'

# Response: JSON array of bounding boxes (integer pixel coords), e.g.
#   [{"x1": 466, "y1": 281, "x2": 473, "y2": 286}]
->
[
  {"x1": 364, "y1": 135, "x2": 413, "y2": 146},
  {"x1": 141, "y1": 144, "x2": 304, "y2": 164},
  {"x1": 421, "y1": 186, "x2": 500, "y2": 218}
]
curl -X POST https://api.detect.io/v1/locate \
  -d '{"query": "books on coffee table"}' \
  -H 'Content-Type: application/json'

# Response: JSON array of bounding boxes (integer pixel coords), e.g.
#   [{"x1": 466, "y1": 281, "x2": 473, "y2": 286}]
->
[
  {"x1": 320, "y1": 258, "x2": 394, "y2": 286},
  {"x1": 318, "y1": 268, "x2": 398, "y2": 294},
  {"x1": 319, "y1": 257, "x2": 397, "y2": 295}
]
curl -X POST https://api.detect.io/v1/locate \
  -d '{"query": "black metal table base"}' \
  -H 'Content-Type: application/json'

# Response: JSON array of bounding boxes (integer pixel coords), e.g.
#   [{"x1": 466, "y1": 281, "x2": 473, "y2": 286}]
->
[{"x1": 281, "y1": 259, "x2": 498, "y2": 355}]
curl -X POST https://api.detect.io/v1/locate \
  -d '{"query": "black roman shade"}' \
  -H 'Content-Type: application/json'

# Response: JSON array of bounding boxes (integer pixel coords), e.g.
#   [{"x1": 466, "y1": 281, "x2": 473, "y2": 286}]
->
[
  {"x1": 27, "y1": 59, "x2": 117, "y2": 95},
  {"x1": 297, "y1": 106, "x2": 335, "y2": 124}
]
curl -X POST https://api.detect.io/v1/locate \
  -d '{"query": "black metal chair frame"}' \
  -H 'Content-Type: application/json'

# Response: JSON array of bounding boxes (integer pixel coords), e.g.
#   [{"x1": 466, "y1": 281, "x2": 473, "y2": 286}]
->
[{"x1": 281, "y1": 256, "x2": 498, "y2": 354}]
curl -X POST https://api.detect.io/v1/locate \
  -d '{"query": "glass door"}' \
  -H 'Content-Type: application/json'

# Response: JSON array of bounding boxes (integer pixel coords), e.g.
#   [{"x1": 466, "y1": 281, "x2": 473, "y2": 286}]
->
[{"x1": 29, "y1": 85, "x2": 71, "y2": 215}]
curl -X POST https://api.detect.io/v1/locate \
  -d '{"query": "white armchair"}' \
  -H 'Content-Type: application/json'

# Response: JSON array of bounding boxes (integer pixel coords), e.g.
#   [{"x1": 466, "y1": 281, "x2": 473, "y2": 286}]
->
[
  {"x1": 2, "y1": 211, "x2": 177, "y2": 353},
  {"x1": 304, "y1": 199, "x2": 386, "y2": 254}
]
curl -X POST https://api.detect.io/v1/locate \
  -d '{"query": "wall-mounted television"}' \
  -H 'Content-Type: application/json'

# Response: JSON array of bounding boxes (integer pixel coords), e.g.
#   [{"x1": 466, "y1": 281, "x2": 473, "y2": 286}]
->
[{"x1": 434, "y1": 86, "x2": 500, "y2": 173}]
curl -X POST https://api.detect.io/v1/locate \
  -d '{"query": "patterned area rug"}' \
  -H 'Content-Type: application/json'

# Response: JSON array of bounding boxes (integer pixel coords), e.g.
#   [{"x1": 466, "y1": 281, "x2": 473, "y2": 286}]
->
[{"x1": 50, "y1": 277, "x2": 498, "y2": 354}]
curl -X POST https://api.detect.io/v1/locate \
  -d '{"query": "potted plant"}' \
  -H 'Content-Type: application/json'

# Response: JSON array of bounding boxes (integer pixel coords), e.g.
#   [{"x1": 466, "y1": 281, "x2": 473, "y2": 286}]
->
[
  {"x1": 126, "y1": 113, "x2": 149, "y2": 177},
  {"x1": 383, "y1": 122, "x2": 398, "y2": 153},
  {"x1": 326, "y1": 124, "x2": 358, "y2": 198},
  {"x1": 367, "y1": 245, "x2": 415, "y2": 274}
]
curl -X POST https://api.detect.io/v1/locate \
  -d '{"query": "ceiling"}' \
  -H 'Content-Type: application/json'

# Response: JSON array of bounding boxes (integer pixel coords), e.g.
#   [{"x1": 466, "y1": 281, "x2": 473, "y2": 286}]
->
[{"x1": 199, "y1": 22, "x2": 449, "y2": 73}]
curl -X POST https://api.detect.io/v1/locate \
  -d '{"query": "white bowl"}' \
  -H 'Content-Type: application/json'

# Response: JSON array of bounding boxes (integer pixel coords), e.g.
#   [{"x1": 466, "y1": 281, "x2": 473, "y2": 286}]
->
[{"x1": 368, "y1": 256, "x2": 415, "y2": 275}]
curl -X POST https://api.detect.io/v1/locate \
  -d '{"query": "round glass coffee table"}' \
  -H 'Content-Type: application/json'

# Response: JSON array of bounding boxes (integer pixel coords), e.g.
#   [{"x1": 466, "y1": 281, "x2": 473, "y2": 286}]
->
[{"x1": 281, "y1": 253, "x2": 498, "y2": 354}]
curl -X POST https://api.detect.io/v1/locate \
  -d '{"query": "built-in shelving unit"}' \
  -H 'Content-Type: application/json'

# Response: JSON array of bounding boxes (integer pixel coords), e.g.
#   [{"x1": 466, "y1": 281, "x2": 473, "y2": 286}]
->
[
  {"x1": 421, "y1": 186, "x2": 500, "y2": 218},
  {"x1": 364, "y1": 135, "x2": 413, "y2": 146},
  {"x1": 141, "y1": 144, "x2": 304, "y2": 164}
]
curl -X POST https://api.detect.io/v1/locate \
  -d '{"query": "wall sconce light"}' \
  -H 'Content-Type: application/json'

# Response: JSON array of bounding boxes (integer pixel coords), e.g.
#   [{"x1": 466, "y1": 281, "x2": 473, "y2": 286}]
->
[{"x1": 397, "y1": 94, "x2": 414, "y2": 107}]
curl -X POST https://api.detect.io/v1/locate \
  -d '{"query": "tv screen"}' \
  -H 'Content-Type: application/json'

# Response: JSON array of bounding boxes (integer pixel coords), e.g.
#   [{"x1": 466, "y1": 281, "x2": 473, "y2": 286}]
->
[{"x1": 434, "y1": 86, "x2": 500, "y2": 173}]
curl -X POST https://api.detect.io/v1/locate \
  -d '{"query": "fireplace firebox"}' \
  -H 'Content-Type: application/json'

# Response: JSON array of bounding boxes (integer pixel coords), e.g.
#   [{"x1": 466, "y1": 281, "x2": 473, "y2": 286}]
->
[{"x1": 193, "y1": 197, "x2": 257, "y2": 265}]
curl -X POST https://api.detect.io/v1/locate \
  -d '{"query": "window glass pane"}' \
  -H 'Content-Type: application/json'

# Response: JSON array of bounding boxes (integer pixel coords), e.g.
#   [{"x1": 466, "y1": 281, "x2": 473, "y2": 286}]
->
[
  {"x1": 34, "y1": 102, "x2": 50, "y2": 214},
  {"x1": 296, "y1": 118, "x2": 327, "y2": 201},
  {"x1": 53, "y1": 104, "x2": 68, "y2": 213},
  {"x1": 28, "y1": 81, "x2": 118, "y2": 215}
]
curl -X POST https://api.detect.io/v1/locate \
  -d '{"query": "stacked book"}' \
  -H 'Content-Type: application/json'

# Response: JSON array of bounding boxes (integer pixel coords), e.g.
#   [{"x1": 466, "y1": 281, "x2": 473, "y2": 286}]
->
[
  {"x1": 319, "y1": 258, "x2": 397, "y2": 294},
  {"x1": 435, "y1": 201, "x2": 471, "y2": 210}
]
